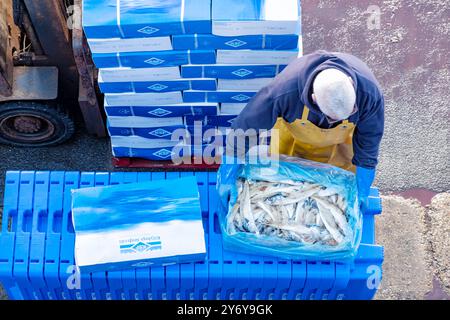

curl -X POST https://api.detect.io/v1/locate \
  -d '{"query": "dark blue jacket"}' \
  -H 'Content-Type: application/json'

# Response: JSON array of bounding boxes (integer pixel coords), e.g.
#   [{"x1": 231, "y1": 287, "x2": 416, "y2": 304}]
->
[{"x1": 232, "y1": 50, "x2": 385, "y2": 169}]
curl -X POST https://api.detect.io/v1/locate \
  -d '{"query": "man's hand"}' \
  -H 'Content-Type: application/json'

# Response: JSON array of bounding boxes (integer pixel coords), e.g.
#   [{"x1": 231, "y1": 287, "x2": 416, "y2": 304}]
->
[
  {"x1": 356, "y1": 166, "x2": 376, "y2": 213},
  {"x1": 218, "y1": 156, "x2": 240, "y2": 208}
]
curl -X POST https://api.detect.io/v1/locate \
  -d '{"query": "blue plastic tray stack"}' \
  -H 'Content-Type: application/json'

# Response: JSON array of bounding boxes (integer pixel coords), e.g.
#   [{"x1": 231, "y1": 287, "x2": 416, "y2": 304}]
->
[
  {"x1": 0, "y1": 171, "x2": 383, "y2": 300},
  {"x1": 83, "y1": 0, "x2": 302, "y2": 161}
]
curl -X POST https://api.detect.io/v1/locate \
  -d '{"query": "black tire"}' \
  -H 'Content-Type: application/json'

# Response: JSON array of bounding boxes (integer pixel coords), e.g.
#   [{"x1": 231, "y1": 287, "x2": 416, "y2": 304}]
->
[{"x1": 0, "y1": 101, "x2": 75, "y2": 147}]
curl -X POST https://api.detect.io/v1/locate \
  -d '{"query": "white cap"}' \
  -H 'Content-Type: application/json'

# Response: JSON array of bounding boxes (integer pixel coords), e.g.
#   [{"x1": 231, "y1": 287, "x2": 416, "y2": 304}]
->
[{"x1": 313, "y1": 69, "x2": 356, "y2": 121}]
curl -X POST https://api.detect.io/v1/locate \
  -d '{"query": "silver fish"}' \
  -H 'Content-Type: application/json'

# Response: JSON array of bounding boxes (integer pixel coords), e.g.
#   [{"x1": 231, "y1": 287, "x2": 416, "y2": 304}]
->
[
  {"x1": 315, "y1": 199, "x2": 345, "y2": 244},
  {"x1": 336, "y1": 195, "x2": 347, "y2": 213},
  {"x1": 270, "y1": 186, "x2": 321, "y2": 206},
  {"x1": 317, "y1": 187, "x2": 338, "y2": 197},
  {"x1": 294, "y1": 202, "x2": 305, "y2": 224},
  {"x1": 313, "y1": 196, "x2": 350, "y2": 236},
  {"x1": 256, "y1": 201, "x2": 277, "y2": 222},
  {"x1": 241, "y1": 180, "x2": 259, "y2": 234}
]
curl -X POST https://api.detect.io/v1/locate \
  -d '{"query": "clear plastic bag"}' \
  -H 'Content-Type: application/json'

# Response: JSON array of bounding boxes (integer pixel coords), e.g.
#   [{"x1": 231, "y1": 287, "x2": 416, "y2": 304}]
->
[{"x1": 217, "y1": 155, "x2": 362, "y2": 261}]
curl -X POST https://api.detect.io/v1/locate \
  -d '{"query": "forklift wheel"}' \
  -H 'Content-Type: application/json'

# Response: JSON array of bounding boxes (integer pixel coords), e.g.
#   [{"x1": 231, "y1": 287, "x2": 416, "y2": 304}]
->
[{"x1": 0, "y1": 101, "x2": 75, "y2": 147}]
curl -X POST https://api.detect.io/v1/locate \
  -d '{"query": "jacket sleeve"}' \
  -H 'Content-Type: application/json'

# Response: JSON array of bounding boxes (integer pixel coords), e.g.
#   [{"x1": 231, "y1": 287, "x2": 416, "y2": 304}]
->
[
  {"x1": 227, "y1": 86, "x2": 282, "y2": 159},
  {"x1": 231, "y1": 86, "x2": 279, "y2": 131},
  {"x1": 352, "y1": 96, "x2": 385, "y2": 169}
]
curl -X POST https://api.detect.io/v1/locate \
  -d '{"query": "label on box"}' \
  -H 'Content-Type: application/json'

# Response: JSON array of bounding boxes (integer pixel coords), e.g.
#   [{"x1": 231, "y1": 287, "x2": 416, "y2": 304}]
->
[
  {"x1": 105, "y1": 92, "x2": 183, "y2": 106},
  {"x1": 220, "y1": 103, "x2": 247, "y2": 115},
  {"x1": 212, "y1": 20, "x2": 300, "y2": 36},
  {"x1": 217, "y1": 78, "x2": 273, "y2": 91},
  {"x1": 99, "y1": 67, "x2": 180, "y2": 82},
  {"x1": 111, "y1": 136, "x2": 185, "y2": 149},
  {"x1": 216, "y1": 49, "x2": 299, "y2": 65},
  {"x1": 107, "y1": 116, "x2": 184, "y2": 128},
  {"x1": 87, "y1": 37, "x2": 173, "y2": 54},
  {"x1": 183, "y1": 90, "x2": 257, "y2": 103}
]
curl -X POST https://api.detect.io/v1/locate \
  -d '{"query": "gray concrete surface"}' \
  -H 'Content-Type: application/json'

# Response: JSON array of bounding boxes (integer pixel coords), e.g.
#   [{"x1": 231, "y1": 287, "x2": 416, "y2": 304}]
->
[
  {"x1": 374, "y1": 195, "x2": 433, "y2": 299},
  {"x1": 0, "y1": 124, "x2": 113, "y2": 203},
  {"x1": 427, "y1": 193, "x2": 450, "y2": 296},
  {"x1": 302, "y1": 0, "x2": 450, "y2": 192}
]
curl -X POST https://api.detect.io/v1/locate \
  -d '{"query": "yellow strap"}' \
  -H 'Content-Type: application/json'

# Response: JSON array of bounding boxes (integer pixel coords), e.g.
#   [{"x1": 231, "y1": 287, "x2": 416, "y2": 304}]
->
[{"x1": 301, "y1": 106, "x2": 309, "y2": 120}]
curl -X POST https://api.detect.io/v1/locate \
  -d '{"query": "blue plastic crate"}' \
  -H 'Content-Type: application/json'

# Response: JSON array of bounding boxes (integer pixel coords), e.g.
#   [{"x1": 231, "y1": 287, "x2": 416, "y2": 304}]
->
[{"x1": 0, "y1": 171, "x2": 383, "y2": 300}]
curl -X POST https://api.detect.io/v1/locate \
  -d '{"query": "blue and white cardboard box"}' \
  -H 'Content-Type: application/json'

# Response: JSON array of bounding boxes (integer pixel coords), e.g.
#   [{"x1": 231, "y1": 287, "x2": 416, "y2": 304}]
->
[
  {"x1": 111, "y1": 136, "x2": 184, "y2": 149},
  {"x1": 208, "y1": 114, "x2": 238, "y2": 127},
  {"x1": 112, "y1": 143, "x2": 225, "y2": 160},
  {"x1": 92, "y1": 50, "x2": 216, "y2": 68},
  {"x1": 220, "y1": 103, "x2": 246, "y2": 115},
  {"x1": 181, "y1": 64, "x2": 286, "y2": 79},
  {"x1": 83, "y1": 0, "x2": 212, "y2": 39},
  {"x1": 107, "y1": 116, "x2": 184, "y2": 128},
  {"x1": 186, "y1": 114, "x2": 237, "y2": 127},
  {"x1": 99, "y1": 66, "x2": 180, "y2": 82},
  {"x1": 87, "y1": 37, "x2": 173, "y2": 54},
  {"x1": 110, "y1": 135, "x2": 198, "y2": 149},
  {"x1": 105, "y1": 103, "x2": 219, "y2": 118},
  {"x1": 108, "y1": 125, "x2": 185, "y2": 138},
  {"x1": 108, "y1": 124, "x2": 215, "y2": 141},
  {"x1": 71, "y1": 177, "x2": 206, "y2": 272},
  {"x1": 216, "y1": 48, "x2": 300, "y2": 65},
  {"x1": 172, "y1": 34, "x2": 299, "y2": 50},
  {"x1": 105, "y1": 92, "x2": 183, "y2": 106},
  {"x1": 184, "y1": 114, "x2": 208, "y2": 126},
  {"x1": 217, "y1": 78, "x2": 273, "y2": 91},
  {"x1": 98, "y1": 77, "x2": 217, "y2": 93},
  {"x1": 183, "y1": 90, "x2": 257, "y2": 103},
  {"x1": 112, "y1": 146, "x2": 185, "y2": 160},
  {"x1": 211, "y1": 0, "x2": 301, "y2": 36},
  {"x1": 110, "y1": 132, "x2": 221, "y2": 148}
]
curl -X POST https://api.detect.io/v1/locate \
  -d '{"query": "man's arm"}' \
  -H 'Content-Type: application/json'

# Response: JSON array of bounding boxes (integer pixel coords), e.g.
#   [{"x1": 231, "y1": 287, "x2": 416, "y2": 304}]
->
[
  {"x1": 226, "y1": 86, "x2": 280, "y2": 159},
  {"x1": 353, "y1": 95, "x2": 384, "y2": 212},
  {"x1": 231, "y1": 86, "x2": 280, "y2": 131},
  {"x1": 352, "y1": 96, "x2": 385, "y2": 169}
]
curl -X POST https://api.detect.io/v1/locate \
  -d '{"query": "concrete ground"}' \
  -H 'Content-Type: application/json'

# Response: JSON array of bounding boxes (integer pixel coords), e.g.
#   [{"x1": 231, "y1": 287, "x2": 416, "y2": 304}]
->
[
  {"x1": 0, "y1": 0, "x2": 449, "y2": 300},
  {"x1": 302, "y1": 0, "x2": 450, "y2": 191},
  {"x1": 374, "y1": 194, "x2": 450, "y2": 300}
]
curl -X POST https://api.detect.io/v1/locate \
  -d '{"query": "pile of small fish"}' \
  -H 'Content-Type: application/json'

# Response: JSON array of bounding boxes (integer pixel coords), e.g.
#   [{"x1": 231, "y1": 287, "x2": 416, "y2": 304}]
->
[{"x1": 227, "y1": 178, "x2": 352, "y2": 246}]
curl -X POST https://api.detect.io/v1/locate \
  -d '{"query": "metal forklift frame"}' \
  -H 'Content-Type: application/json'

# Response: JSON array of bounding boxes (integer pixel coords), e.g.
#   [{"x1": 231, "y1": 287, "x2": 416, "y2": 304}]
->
[
  {"x1": 0, "y1": 0, "x2": 16, "y2": 97},
  {"x1": 72, "y1": 0, "x2": 105, "y2": 137},
  {"x1": 0, "y1": 0, "x2": 106, "y2": 137}
]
